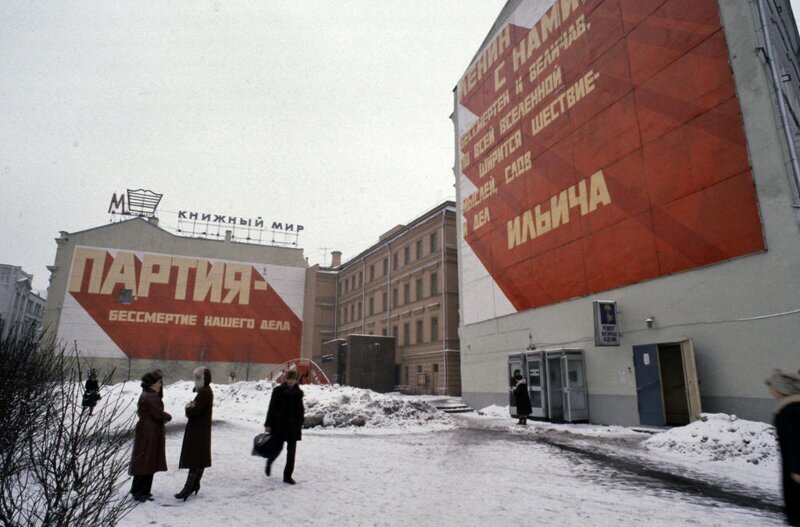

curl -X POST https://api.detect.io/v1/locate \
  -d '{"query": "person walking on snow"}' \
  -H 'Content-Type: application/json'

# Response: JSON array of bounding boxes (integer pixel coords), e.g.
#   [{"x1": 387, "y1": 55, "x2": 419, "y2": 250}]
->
[
  {"x1": 766, "y1": 369, "x2": 800, "y2": 526},
  {"x1": 264, "y1": 369, "x2": 305, "y2": 485},
  {"x1": 174, "y1": 367, "x2": 213, "y2": 501},
  {"x1": 129, "y1": 371, "x2": 172, "y2": 502},
  {"x1": 81, "y1": 369, "x2": 101, "y2": 415},
  {"x1": 513, "y1": 371, "x2": 532, "y2": 425}
]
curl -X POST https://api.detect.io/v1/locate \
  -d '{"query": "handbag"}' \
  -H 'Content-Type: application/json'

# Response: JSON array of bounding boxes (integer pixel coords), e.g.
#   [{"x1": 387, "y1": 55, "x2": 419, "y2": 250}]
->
[{"x1": 251, "y1": 432, "x2": 283, "y2": 459}]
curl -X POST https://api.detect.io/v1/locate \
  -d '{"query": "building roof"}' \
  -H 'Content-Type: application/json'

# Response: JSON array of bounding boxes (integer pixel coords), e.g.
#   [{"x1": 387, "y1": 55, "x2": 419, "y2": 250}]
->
[{"x1": 336, "y1": 200, "x2": 456, "y2": 270}]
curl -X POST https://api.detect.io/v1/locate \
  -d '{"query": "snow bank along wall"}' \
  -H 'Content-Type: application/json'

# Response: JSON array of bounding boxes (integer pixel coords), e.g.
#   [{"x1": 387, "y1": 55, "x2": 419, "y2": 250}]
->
[
  {"x1": 454, "y1": 0, "x2": 800, "y2": 425},
  {"x1": 44, "y1": 218, "x2": 306, "y2": 383}
]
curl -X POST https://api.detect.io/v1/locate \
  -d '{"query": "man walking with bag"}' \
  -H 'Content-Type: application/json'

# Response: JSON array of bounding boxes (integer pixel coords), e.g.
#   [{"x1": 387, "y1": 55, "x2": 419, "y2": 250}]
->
[{"x1": 264, "y1": 369, "x2": 305, "y2": 485}]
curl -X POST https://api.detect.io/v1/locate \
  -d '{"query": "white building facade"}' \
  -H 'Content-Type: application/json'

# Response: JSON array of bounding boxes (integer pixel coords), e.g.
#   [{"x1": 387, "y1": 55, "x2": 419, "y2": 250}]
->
[{"x1": 454, "y1": 0, "x2": 800, "y2": 425}]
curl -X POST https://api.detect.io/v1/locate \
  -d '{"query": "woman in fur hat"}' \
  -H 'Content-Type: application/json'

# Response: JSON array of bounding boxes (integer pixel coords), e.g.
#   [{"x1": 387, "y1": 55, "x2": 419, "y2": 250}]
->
[
  {"x1": 129, "y1": 371, "x2": 172, "y2": 502},
  {"x1": 766, "y1": 369, "x2": 800, "y2": 526},
  {"x1": 175, "y1": 367, "x2": 213, "y2": 500}
]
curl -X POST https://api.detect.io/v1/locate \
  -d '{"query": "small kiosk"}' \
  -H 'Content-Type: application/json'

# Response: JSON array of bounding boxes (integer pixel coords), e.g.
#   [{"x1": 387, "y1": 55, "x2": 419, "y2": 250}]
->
[{"x1": 508, "y1": 349, "x2": 589, "y2": 423}]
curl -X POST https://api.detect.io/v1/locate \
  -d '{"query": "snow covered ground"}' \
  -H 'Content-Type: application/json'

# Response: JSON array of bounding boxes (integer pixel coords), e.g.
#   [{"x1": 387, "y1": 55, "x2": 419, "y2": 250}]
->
[{"x1": 101, "y1": 381, "x2": 785, "y2": 526}]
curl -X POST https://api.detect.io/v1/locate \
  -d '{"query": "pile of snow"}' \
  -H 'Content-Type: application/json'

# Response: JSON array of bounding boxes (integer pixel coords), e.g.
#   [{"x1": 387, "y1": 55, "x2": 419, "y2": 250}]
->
[
  {"x1": 642, "y1": 413, "x2": 778, "y2": 464},
  {"x1": 478, "y1": 404, "x2": 510, "y2": 417},
  {"x1": 101, "y1": 380, "x2": 454, "y2": 432}
]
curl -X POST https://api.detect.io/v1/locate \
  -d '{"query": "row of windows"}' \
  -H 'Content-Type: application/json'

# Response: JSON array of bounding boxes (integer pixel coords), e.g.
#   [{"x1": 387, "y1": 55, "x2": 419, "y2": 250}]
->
[
  {"x1": 340, "y1": 317, "x2": 440, "y2": 344},
  {"x1": 339, "y1": 272, "x2": 439, "y2": 323},
  {"x1": 340, "y1": 231, "x2": 439, "y2": 294}
]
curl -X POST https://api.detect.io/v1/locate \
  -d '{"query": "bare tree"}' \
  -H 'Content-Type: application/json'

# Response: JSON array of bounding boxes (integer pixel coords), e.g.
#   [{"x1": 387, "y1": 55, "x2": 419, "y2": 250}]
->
[{"x1": 0, "y1": 332, "x2": 136, "y2": 526}]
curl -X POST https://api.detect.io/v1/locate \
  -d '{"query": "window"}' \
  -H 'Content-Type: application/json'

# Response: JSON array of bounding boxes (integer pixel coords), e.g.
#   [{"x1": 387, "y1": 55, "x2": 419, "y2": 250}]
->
[
  {"x1": 393, "y1": 252, "x2": 399, "y2": 270},
  {"x1": 416, "y1": 278, "x2": 423, "y2": 301},
  {"x1": 430, "y1": 272, "x2": 438, "y2": 296},
  {"x1": 369, "y1": 296, "x2": 374, "y2": 316},
  {"x1": 369, "y1": 265, "x2": 375, "y2": 282},
  {"x1": 404, "y1": 246, "x2": 410, "y2": 264},
  {"x1": 433, "y1": 363, "x2": 439, "y2": 373},
  {"x1": 382, "y1": 258, "x2": 388, "y2": 275},
  {"x1": 341, "y1": 308, "x2": 345, "y2": 322},
  {"x1": 118, "y1": 288, "x2": 132, "y2": 304},
  {"x1": 403, "y1": 283, "x2": 410, "y2": 305},
  {"x1": 403, "y1": 366, "x2": 409, "y2": 384},
  {"x1": 357, "y1": 302, "x2": 362, "y2": 319},
  {"x1": 403, "y1": 323, "x2": 410, "y2": 345},
  {"x1": 430, "y1": 231, "x2": 438, "y2": 253},
  {"x1": 382, "y1": 291, "x2": 388, "y2": 312},
  {"x1": 416, "y1": 239, "x2": 423, "y2": 259},
  {"x1": 416, "y1": 365, "x2": 423, "y2": 373},
  {"x1": 392, "y1": 325, "x2": 398, "y2": 338},
  {"x1": 392, "y1": 287, "x2": 398, "y2": 308},
  {"x1": 416, "y1": 320, "x2": 423, "y2": 344},
  {"x1": 358, "y1": 272, "x2": 362, "y2": 287},
  {"x1": 431, "y1": 316, "x2": 439, "y2": 341},
  {"x1": 343, "y1": 280, "x2": 348, "y2": 294}
]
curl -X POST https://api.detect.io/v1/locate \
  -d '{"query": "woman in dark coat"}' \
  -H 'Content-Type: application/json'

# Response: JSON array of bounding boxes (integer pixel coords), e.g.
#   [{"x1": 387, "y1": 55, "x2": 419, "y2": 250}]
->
[
  {"x1": 129, "y1": 371, "x2": 172, "y2": 502},
  {"x1": 81, "y1": 369, "x2": 101, "y2": 415},
  {"x1": 175, "y1": 367, "x2": 213, "y2": 500},
  {"x1": 512, "y1": 372, "x2": 532, "y2": 425},
  {"x1": 264, "y1": 369, "x2": 304, "y2": 485},
  {"x1": 766, "y1": 370, "x2": 800, "y2": 526}
]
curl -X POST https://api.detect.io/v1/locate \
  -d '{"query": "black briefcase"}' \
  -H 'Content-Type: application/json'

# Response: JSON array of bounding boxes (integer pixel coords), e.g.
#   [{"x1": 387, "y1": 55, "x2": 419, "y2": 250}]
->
[{"x1": 251, "y1": 433, "x2": 282, "y2": 459}]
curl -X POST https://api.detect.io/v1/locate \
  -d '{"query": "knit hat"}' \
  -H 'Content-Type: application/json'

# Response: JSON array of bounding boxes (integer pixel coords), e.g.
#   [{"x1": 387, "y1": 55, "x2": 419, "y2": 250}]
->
[
  {"x1": 141, "y1": 371, "x2": 159, "y2": 389},
  {"x1": 765, "y1": 369, "x2": 800, "y2": 396}
]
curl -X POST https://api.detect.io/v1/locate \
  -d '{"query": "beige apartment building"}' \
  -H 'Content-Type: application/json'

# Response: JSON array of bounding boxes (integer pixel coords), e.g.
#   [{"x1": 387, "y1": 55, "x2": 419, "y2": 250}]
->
[{"x1": 303, "y1": 201, "x2": 461, "y2": 395}]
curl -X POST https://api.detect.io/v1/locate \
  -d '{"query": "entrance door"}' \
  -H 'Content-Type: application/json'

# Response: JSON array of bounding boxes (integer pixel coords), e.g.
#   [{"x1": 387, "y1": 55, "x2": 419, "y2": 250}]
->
[
  {"x1": 525, "y1": 351, "x2": 546, "y2": 418},
  {"x1": 546, "y1": 356, "x2": 564, "y2": 421},
  {"x1": 633, "y1": 344, "x2": 665, "y2": 426},
  {"x1": 680, "y1": 339, "x2": 702, "y2": 422},
  {"x1": 563, "y1": 354, "x2": 589, "y2": 422}
]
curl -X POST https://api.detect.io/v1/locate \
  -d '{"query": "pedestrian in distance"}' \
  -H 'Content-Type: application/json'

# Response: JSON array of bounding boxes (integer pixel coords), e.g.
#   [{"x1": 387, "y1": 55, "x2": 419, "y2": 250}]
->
[
  {"x1": 264, "y1": 369, "x2": 305, "y2": 485},
  {"x1": 175, "y1": 367, "x2": 214, "y2": 501},
  {"x1": 81, "y1": 369, "x2": 101, "y2": 415},
  {"x1": 129, "y1": 371, "x2": 172, "y2": 502},
  {"x1": 513, "y1": 371, "x2": 532, "y2": 425},
  {"x1": 766, "y1": 369, "x2": 800, "y2": 526}
]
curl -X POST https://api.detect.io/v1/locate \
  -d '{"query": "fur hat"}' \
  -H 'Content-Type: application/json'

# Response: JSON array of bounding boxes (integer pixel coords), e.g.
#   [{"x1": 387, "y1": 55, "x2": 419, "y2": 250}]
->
[
  {"x1": 141, "y1": 371, "x2": 159, "y2": 389},
  {"x1": 193, "y1": 366, "x2": 211, "y2": 389},
  {"x1": 765, "y1": 369, "x2": 800, "y2": 396}
]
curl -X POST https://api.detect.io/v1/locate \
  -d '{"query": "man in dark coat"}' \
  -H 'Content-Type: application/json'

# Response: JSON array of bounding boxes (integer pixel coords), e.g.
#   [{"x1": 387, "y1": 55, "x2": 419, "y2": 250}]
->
[
  {"x1": 129, "y1": 372, "x2": 172, "y2": 502},
  {"x1": 264, "y1": 369, "x2": 304, "y2": 485},
  {"x1": 767, "y1": 370, "x2": 800, "y2": 526},
  {"x1": 513, "y1": 372, "x2": 532, "y2": 425},
  {"x1": 175, "y1": 367, "x2": 213, "y2": 500}
]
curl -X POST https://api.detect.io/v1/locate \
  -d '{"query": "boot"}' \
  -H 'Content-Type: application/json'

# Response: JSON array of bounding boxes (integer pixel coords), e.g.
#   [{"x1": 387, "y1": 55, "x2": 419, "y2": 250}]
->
[
  {"x1": 192, "y1": 467, "x2": 204, "y2": 495},
  {"x1": 174, "y1": 469, "x2": 200, "y2": 501}
]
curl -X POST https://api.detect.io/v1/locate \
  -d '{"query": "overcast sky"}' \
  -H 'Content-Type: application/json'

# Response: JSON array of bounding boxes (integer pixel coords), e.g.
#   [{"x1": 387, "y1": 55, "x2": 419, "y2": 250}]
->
[
  {"x1": 0, "y1": 1, "x2": 505, "y2": 292},
  {"x1": 2, "y1": 1, "x2": 800, "y2": 293}
]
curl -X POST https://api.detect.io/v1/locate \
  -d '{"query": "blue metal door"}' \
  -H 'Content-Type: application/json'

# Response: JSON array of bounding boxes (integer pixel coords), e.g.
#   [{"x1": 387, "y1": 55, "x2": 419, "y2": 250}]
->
[{"x1": 633, "y1": 344, "x2": 664, "y2": 426}]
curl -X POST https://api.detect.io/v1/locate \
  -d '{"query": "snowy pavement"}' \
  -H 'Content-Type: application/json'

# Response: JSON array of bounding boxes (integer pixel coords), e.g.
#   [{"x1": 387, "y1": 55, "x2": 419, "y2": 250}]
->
[{"x1": 110, "y1": 382, "x2": 787, "y2": 527}]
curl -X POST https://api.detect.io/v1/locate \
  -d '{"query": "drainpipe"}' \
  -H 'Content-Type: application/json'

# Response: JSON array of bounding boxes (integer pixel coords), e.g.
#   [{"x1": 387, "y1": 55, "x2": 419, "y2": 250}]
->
[
  {"x1": 361, "y1": 257, "x2": 366, "y2": 334},
  {"x1": 756, "y1": 0, "x2": 800, "y2": 203},
  {"x1": 333, "y1": 268, "x2": 340, "y2": 338},
  {"x1": 440, "y1": 208, "x2": 447, "y2": 395}
]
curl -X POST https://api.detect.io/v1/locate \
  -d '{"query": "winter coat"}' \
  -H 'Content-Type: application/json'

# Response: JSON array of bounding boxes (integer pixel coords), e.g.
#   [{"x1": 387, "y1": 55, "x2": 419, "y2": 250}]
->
[
  {"x1": 82, "y1": 378, "x2": 100, "y2": 408},
  {"x1": 775, "y1": 395, "x2": 800, "y2": 526},
  {"x1": 264, "y1": 383, "x2": 305, "y2": 442},
  {"x1": 513, "y1": 380, "x2": 533, "y2": 417},
  {"x1": 178, "y1": 385, "x2": 213, "y2": 469},
  {"x1": 129, "y1": 389, "x2": 171, "y2": 476}
]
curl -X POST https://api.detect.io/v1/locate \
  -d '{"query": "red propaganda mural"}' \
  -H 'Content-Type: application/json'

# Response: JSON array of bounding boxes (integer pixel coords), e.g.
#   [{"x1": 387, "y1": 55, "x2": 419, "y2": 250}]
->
[
  {"x1": 456, "y1": 0, "x2": 765, "y2": 324},
  {"x1": 59, "y1": 246, "x2": 304, "y2": 363}
]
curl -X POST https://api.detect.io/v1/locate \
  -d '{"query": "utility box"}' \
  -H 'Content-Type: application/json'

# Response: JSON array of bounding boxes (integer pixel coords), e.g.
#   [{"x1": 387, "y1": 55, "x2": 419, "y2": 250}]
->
[{"x1": 321, "y1": 335, "x2": 396, "y2": 393}]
